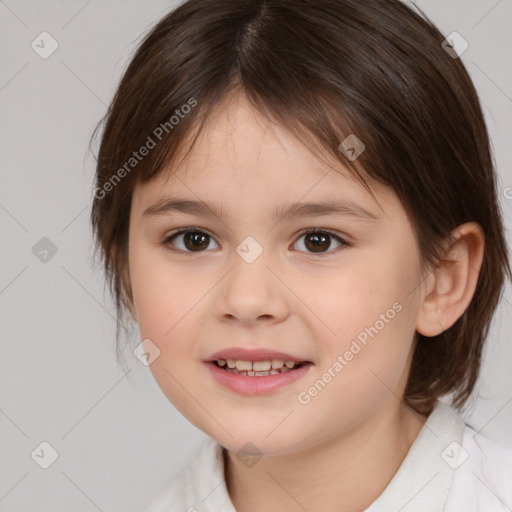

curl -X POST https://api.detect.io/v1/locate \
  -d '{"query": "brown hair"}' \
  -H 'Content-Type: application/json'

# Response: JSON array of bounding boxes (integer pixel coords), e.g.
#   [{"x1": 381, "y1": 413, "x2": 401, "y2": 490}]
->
[{"x1": 90, "y1": 0, "x2": 511, "y2": 415}]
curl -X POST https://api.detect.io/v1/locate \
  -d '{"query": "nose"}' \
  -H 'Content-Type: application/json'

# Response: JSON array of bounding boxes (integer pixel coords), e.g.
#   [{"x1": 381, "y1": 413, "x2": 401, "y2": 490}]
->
[{"x1": 213, "y1": 250, "x2": 290, "y2": 326}]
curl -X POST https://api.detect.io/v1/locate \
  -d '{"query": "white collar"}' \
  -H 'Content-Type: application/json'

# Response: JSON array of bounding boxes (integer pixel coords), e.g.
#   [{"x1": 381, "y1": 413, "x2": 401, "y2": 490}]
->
[
  {"x1": 184, "y1": 401, "x2": 465, "y2": 511},
  {"x1": 363, "y1": 401, "x2": 466, "y2": 511}
]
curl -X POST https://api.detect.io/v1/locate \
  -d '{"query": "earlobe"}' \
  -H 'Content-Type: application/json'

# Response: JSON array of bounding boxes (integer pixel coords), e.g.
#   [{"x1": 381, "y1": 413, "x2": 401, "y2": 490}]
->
[{"x1": 415, "y1": 222, "x2": 485, "y2": 337}]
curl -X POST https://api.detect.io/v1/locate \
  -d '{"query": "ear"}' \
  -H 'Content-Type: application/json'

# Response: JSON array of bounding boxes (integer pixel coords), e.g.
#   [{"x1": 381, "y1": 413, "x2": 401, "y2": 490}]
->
[{"x1": 415, "y1": 222, "x2": 485, "y2": 337}]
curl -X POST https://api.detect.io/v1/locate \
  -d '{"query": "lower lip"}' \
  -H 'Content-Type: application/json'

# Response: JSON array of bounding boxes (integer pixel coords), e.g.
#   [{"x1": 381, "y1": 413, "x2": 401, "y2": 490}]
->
[{"x1": 205, "y1": 361, "x2": 313, "y2": 395}]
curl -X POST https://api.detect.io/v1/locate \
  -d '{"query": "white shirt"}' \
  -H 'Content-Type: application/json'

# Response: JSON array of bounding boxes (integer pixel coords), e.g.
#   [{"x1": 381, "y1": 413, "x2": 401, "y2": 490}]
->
[{"x1": 144, "y1": 402, "x2": 512, "y2": 511}]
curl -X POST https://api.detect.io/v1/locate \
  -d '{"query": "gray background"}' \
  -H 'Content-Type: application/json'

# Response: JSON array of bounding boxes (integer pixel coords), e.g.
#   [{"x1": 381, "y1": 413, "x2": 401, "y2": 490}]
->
[{"x1": 0, "y1": 0, "x2": 511, "y2": 510}]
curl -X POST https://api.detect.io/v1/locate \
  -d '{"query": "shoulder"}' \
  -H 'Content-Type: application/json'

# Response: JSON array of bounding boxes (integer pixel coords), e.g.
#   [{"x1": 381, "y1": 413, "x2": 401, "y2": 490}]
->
[
  {"x1": 444, "y1": 423, "x2": 512, "y2": 511},
  {"x1": 142, "y1": 436, "x2": 227, "y2": 512}
]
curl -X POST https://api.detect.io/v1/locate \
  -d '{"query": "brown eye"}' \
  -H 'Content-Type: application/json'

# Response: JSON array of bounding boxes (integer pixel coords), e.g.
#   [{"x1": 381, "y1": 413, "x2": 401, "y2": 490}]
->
[
  {"x1": 293, "y1": 230, "x2": 347, "y2": 254},
  {"x1": 305, "y1": 232, "x2": 330, "y2": 252},
  {"x1": 164, "y1": 229, "x2": 219, "y2": 253},
  {"x1": 183, "y1": 231, "x2": 210, "y2": 251}
]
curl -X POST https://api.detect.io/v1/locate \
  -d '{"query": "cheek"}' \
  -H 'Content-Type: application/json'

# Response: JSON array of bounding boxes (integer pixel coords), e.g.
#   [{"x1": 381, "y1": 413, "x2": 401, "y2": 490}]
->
[
  {"x1": 305, "y1": 266, "x2": 396, "y2": 345},
  {"x1": 129, "y1": 255, "x2": 207, "y2": 394},
  {"x1": 310, "y1": 260, "x2": 419, "y2": 396},
  {"x1": 130, "y1": 245, "x2": 189, "y2": 333},
  {"x1": 301, "y1": 311, "x2": 415, "y2": 433},
  {"x1": 131, "y1": 256, "x2": 209, "y2": 419}
]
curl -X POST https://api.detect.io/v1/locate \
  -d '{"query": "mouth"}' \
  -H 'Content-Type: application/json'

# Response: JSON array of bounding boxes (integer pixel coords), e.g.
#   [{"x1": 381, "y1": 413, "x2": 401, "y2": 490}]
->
[{"x1": 204, "y1": 347, "x2": 313, "y2": 394}]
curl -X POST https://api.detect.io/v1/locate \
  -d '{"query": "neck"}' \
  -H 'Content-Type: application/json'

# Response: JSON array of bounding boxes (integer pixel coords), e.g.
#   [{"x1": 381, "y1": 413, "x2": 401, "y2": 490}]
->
[{"x1": 224, "y1": 401, "x2": 428, "y2": 512}]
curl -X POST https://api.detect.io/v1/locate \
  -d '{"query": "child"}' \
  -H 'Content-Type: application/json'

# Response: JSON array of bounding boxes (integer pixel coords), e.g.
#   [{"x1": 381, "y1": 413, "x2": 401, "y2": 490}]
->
[{"x1": 90, "y1": 0, "x2": 512, "y2": 510}]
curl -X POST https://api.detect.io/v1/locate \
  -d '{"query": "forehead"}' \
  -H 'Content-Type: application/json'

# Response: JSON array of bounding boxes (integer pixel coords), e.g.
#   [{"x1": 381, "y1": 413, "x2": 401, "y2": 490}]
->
[{"x1": 131, "y1": 95, "x2": 397, "y2": 223}]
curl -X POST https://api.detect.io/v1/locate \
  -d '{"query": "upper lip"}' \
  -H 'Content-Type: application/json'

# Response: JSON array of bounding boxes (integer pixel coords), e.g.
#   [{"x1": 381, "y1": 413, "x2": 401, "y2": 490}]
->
[{"x1": 206, "y1": 347, "x2": 310, "y2": 363}]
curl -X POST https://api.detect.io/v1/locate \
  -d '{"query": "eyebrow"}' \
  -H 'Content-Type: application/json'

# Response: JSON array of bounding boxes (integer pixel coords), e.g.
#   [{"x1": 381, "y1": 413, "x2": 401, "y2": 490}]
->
[{"x1": 141, "y1": 197, "x2": 380, "y2": 223}]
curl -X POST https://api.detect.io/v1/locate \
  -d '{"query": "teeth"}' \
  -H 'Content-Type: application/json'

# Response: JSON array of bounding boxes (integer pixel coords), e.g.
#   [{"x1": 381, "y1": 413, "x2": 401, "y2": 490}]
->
[
  {"x1": 216, "y1": 358, "x2": 304, "y2": 375},
  {"x1": 235, "y1": 360, "x2": 252, "y2": 371},
  {"x1": 253, "y1": 360, "x2": 271, "y2": 371}
]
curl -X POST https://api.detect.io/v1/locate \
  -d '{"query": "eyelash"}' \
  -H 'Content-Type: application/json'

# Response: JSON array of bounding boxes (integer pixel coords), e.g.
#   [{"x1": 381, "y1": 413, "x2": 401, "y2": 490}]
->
[{"x1": 162, "y1": 228, "x2": 351, "y2": 257}]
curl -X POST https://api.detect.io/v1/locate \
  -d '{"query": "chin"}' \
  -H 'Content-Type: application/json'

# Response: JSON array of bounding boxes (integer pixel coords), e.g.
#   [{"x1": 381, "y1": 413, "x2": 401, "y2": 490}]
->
[{"x1": 207, "y1": 425, "x2": 307, "y2": 458}]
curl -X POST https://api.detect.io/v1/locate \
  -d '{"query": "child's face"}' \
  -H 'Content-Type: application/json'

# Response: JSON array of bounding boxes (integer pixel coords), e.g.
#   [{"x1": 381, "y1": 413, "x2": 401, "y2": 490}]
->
[{"x1": 128, "y1": 94, "x2": 429, "y2": 455}]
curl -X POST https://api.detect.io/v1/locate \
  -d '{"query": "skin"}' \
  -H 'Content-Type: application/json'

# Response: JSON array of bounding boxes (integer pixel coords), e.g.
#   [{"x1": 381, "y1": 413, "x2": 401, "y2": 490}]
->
[{"x1": 126, "y1": 93, "x2": 485, "y2": 511}]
